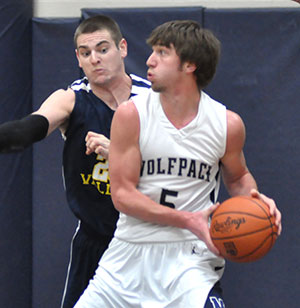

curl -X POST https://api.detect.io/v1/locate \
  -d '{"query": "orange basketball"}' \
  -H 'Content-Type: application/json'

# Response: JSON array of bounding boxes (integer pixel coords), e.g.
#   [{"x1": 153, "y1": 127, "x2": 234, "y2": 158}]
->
[{"x1": 210, "y1": 196, "x2": 278, "y2": 263}]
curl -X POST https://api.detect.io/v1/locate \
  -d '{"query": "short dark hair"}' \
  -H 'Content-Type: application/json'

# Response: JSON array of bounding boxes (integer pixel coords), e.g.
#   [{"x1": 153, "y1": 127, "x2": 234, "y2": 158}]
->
[
  {"x1": 147, "y1": 20, "x2": 221, "y2": 89},
  {"x1": 74, "y1": 15, "x2": 123, "y2": 48}
]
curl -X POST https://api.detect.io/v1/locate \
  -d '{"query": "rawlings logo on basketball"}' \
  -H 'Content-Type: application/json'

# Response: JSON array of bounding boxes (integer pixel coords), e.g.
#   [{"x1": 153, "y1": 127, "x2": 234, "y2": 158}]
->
[
  {"x1": 212, "y1": 216, "x2": 246, "y2": 233},
  {"x1": 210, "y1": 196, "x2": 278, "y2": 262}
]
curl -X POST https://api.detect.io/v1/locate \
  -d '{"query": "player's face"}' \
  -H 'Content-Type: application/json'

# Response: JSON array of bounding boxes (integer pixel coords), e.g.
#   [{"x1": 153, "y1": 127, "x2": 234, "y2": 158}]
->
[
  {"x1": 76, "y1": 30, "x2": 127, "y2": 87},
  {"x1": 146, "y1": 44, "x2": 183, "y2": 92}
]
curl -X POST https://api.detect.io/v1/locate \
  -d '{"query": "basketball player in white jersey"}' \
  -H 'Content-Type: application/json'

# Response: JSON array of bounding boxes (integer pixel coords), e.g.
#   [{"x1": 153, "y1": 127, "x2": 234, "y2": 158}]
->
[{"x1": 75, "y1": 20, "x2": 282, "y2": 308}]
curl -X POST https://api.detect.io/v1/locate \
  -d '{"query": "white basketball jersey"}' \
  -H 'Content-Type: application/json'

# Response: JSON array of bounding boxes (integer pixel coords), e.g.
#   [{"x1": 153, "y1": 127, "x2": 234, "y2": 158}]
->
[{"x1": 115, "y1": 89, "x2": 227, "y2": 243}]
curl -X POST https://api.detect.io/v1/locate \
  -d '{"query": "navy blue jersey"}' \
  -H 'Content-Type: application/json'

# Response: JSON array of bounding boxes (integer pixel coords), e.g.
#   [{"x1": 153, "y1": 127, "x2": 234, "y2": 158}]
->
[{"x1": 63, "y1": 74, "x2": 151, "y2": 237}]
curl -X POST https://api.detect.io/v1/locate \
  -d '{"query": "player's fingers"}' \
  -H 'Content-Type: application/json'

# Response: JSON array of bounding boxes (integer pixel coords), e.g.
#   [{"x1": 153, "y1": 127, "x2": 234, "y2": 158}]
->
[
  {"x1": 205, "y1": 234, "x2": 221, "y2": 256},
  {"x1": 262, "y1": 199, "x2": 282, "y2": 236},
  {"x1": 95, "y1": 146, "x2": 109, "y2": 159},
  {"x1": 86, "y1": 140, "x2": 98, "y2": 155},
  {"x1": 205, "y1": 202, "x2": 220, "y2": 217},
  {"x1": 85, "y1": 136, "x2": 95, "y2": 147},
  {"x1": 251, "y1": 189, "x2": 282, "y2": 235},
  {"x1": 95, "y1": 146, "x2": 103, "y2": 155},
  {"x1": 85, "y1": 147, "x2": 93, "y2": 155},
  {"x1": 274, "y1": 209, "x2": 282, "y2": 236},
  {"x1": 250, "y1": 188, "x2": 259, "y2": 198},
  {"x1": 250, "y1": 189, "x2": 275, "y2": 212},
  {"x1": 85, "y1": 131, "x2": 95, "y2": 141},
  {"x1": 251, "y1": 189, "x2": 275, "y2": 214}
]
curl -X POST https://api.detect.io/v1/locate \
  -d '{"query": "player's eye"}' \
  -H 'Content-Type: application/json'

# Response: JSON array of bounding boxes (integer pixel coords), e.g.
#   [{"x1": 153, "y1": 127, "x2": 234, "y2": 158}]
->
[
  {"x1": 80, "y1": 50, "x2": 90, "y2": 57},
  {"x1": 98, "y1": 47, "x2": 108, "y2": 54},
  {"x1": 157, "y1": 47, "x2": 168, "y2": 56}
]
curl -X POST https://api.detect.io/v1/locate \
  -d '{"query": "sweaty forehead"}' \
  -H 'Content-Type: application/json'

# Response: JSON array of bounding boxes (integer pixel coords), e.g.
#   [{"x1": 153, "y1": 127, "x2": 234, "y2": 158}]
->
[{"x1": 77, "y1": 29, "x2": 113, "y2": 48}]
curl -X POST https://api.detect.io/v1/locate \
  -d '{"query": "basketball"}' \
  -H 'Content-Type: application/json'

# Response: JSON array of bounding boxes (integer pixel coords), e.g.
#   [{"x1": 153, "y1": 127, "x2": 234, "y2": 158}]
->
[{"x1": 209, "y1": 196, "x2": 278, "y2": 263}]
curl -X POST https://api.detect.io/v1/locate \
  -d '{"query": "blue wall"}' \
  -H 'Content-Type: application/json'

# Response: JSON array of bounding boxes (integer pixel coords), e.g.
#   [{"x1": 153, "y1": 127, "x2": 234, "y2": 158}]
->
[
  {"x1": 31, "y1": 17, "x2": 80, "y2": 307},
  {"x1": 0, "y1": 5, "x2": 299, "y2": 308},
  {"x1": 0, "y1": 1, "x2": 33, "y2": 307}
]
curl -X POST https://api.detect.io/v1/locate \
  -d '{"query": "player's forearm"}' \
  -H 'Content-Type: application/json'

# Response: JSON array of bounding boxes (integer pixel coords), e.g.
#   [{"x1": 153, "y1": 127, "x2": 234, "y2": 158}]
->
[
  {"x1": 112, "y1": 186, "x2": 189, "y2": 229},
  {"x1": 224, "y1": 171, "x2": 258, "y2": 197},
  {"x1": 0, "y1": 114, "x2": 49, "y2": 153}
]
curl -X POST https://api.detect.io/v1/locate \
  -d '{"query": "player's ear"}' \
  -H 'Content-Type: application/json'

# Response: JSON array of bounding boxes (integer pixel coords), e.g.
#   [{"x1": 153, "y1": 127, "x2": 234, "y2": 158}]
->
[
  {"x1": 119, "y1": 38, "x2": 128, "y2": 58},
  {"x1": 184, "y1": 62, "x2": 196, "y2": 74},
  {"x1": 75, "y1": 49, "x2": 83, "y2": 68}
]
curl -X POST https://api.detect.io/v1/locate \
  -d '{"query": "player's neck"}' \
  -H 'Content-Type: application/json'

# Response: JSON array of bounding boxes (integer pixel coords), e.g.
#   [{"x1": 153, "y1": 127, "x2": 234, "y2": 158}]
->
[
  {"x1": 160, "y1": 87, "x2": 201, "y2": 130},
  {"x1": 91, "y1": 73, "x2": 132, "y2": 110}
]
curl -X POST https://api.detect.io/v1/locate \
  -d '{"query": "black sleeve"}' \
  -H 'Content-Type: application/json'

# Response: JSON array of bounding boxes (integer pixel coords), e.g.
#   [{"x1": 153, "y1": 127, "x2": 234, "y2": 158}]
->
[{"x1": 0, "y1": 114, "x2": 49, "y2": 153}]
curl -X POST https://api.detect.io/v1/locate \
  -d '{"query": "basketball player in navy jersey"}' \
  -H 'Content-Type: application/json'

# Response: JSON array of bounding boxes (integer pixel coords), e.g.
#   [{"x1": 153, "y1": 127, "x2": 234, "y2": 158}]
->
[
  {"x1": 75, "y1": 20, "x2": 282, "y2": 308},
  {"x1": 0, "y1": 15, "x2": 150, "y2": 308}
]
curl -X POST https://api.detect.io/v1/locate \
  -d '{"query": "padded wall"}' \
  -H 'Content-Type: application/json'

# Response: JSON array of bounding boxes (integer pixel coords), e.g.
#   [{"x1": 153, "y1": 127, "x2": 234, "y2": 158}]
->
[
  {"x1": 0, "y1": 1, "x2": 33, "y2": 307},
  {"x1": 204, "y1": 8, "x2": 300, "y2": 307},
  {"x1": 32, "y1": 18, "x2": 80, "y2": 308}
]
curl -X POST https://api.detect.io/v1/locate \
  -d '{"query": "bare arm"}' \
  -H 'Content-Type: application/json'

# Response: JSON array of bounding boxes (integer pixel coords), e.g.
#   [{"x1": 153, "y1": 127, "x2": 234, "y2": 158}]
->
[
  {"x1": 221, "y1": 110, "x2": 281, "y2": 234},
  {"x1": 0, "y1": 88, "x2": 75, "y2": 152},
  {"x1": 221, "y1": 110, "x2": 257, "y2": 196},
  {"x1": 33, "y1": 87, "x2": 75, "y2": 135},
  {"x1": 109, "y1": 100, "x2": 220, "y2": 255}
]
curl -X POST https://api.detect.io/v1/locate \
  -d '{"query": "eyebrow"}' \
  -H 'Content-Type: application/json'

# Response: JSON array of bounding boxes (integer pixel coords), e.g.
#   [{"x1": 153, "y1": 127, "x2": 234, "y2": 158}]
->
[{"x1": 78, "y1": 39, "x2": 110, "y2": 50}]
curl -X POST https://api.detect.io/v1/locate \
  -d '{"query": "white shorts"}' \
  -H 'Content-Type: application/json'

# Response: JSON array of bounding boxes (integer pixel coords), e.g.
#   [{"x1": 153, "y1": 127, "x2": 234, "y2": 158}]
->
[{"x1": 74, "y1": 238, "x2": 225, "y2": 308}]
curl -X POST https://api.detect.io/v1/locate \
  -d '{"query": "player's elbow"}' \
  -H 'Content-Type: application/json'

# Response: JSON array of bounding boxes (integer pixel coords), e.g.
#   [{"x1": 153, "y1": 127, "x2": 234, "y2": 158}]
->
[{"x1": 111, "y1": 186, "x2": 129, "y2": 213}]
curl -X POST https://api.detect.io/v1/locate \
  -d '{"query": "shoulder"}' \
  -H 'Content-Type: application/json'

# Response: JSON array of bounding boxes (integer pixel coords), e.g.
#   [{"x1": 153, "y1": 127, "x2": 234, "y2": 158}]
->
[
  {"x1": 115, "y1": 99, "x2": 138, "y2": 119},
  {"x1": 226, "y1": 110, "x2": 245, "y2": 134},
  {"x1": 111, "y1": 100, "x2": 140, "y2": 141},
  {"x1": 226, "y1": 109, "x2": 246, "y2": 150},
  {"x1": 38, "y1": 87, "x2": 75, "y2": 110},
  {"x1": 47, "y1": 87, "x2": 76, "y2": 109}
]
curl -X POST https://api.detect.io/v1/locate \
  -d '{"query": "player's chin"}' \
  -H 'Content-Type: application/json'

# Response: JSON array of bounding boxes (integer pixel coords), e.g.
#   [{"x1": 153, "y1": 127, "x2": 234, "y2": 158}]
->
[{"x1": 151, "y1": 83, "x2": 164, "y2": 93}]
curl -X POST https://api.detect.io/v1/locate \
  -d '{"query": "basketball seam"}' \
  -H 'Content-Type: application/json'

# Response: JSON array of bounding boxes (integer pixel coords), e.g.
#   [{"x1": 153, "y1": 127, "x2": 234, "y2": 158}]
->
[
  {"x1": 213, "y1": 211, "x2": 271, "y2": 220},
  {"x1": 211, "y1": 225, "x2": 273, "y2": 240},
  {"x1": 231, "y1": 232, "x2": 277, "y2": 261}
]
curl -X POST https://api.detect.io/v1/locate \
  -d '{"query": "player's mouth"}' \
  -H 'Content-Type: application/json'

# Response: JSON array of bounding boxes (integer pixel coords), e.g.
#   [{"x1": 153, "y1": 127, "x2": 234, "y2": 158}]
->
[
  {"x1": 147, "y1": 71, "x2": 154, "y2": 81},
  {"x1": 94, "y1": 68, "x2": 105, "y2": 74}
]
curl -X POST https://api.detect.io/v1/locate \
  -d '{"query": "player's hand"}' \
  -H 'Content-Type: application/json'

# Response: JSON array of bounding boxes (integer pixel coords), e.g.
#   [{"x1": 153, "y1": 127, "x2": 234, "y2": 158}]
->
[
  {"x1": 186, "y1": 203, "x2": 222, "y2": 257},
  {"x1": 250, "y1": 189, "x2": 282, "y2": 235},
  {"x1": 292, "y1": 0, "x2": 300, "y2": 4},
  {"x1": 85, "y1": 131, "x2": 110, "y2": 159}
]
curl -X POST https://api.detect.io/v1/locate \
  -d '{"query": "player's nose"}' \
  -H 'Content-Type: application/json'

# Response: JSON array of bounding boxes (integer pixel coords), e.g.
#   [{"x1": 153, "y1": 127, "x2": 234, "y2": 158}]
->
[
  {"x1": 146, "y1": 52, "x2": 156, "y2": 67},
  {"x1": 90, "y1": 50, "x2": 100, "y2": 64}
]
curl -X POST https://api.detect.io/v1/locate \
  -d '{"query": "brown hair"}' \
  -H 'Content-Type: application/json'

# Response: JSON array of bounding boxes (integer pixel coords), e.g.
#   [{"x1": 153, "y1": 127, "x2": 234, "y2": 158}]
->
[
  {"x1": 74, "y1": 15, "x2": 123, "y2": 48},
  {"x1": 147, "y1": 20, "x2": 221, "y2": 89}
]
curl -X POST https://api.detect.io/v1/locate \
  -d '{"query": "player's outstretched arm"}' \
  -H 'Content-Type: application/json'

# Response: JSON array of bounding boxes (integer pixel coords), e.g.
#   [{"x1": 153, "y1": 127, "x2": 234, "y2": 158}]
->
[
  {"x1": 0, "y1": 114, "x2": 49, "y2": 153},
  {"x1": 0, "y1": 88, "x2": 75, "y2": 153}
]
